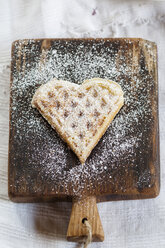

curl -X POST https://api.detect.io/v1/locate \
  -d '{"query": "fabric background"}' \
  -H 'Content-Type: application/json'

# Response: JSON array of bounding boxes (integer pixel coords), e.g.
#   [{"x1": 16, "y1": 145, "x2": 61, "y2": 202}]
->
[{"x1": 0, "y1": 1, "x2": 165, "y2": 247}]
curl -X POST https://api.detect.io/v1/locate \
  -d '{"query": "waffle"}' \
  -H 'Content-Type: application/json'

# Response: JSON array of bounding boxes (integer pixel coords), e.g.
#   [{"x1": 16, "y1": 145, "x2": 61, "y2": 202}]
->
[{"x1": 32, "y1": 78, "x2": 124, "y2": 163}]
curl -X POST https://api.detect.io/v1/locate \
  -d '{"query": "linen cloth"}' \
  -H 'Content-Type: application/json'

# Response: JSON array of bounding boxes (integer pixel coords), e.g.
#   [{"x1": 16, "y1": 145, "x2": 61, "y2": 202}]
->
[{"x1": 0, "y1": 1, "x2": 165, "y2": 247}]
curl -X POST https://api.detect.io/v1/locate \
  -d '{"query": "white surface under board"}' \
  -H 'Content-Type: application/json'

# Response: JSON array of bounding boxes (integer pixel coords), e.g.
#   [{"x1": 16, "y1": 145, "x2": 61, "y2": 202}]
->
[{"x1": 0, "y1": 1, "x2": 165, "y2": 247}]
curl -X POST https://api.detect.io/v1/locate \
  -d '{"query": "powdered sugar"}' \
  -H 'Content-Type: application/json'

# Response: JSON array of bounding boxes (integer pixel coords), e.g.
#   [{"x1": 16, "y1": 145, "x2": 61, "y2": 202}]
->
[{"x1": 9, "y1": 39, "x2": 157, "y2": 198}]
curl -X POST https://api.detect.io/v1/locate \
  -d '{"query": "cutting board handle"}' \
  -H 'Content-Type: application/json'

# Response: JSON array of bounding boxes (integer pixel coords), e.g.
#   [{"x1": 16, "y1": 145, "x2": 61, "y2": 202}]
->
[{"x1": 67, "y1": 196, "x2": 104, "y2": 242}]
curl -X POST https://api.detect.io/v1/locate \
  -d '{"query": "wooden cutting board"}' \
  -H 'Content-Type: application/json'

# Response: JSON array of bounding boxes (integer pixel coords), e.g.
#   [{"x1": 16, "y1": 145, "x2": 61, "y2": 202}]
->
[{"x1": 8, "y1": 38, "x2": 160, "y2": 242}]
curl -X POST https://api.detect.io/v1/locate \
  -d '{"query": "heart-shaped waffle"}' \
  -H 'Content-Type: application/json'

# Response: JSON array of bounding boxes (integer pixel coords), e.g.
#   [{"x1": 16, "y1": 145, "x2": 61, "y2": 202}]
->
[{"x1": 32, "y1": 78, "x2": 124, "y2": 163}]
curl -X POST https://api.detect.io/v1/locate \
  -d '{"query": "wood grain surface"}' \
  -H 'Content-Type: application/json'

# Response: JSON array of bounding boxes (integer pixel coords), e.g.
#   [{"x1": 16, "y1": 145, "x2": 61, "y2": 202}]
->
[
  {"x1": 67, "y1": 196, "x2": 104, "y2": 242},
  {"x1": 8, "y1": 38, "x2": 159, "y2": 204}
]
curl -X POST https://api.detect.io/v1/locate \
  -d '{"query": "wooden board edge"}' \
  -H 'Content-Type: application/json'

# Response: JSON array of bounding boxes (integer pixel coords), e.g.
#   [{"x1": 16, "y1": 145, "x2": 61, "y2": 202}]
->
[
  {"x1": 154, "y1": 42, "x2": 160, "y2": 195},
  {"x1": 97, "y1": 185, "x2": 160, "y2": 203},
  {"x1": 8, "y1": 192, "x2": 72, "y2": 203},
  {"x1": 8, "y1": 41, "x2": 16, "y2": 202},
  {"x1": 11, "y1": 38, "x2": 156, "y2": 45},
  {"x1": 9, "y1": 182, "x2": 160, "y2": 203}
]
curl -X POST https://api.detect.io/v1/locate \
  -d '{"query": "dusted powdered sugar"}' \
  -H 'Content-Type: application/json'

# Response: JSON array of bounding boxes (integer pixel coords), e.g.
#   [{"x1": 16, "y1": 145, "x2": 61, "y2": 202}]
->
[{"x1": 10, "y1": 39, "x2": 157, "y2": 197}]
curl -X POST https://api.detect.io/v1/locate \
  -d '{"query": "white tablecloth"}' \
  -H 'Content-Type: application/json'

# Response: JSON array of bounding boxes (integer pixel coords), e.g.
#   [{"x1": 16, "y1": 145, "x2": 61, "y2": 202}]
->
[{"x1": 0, "y1": 1, "x2": 165, "y2": 247}]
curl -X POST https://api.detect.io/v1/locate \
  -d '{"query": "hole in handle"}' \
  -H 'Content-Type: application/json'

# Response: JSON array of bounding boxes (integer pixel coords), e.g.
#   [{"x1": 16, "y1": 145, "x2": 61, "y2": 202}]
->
[{"x1": 82, "y1": 217, "x2": 88, "y2": 224}]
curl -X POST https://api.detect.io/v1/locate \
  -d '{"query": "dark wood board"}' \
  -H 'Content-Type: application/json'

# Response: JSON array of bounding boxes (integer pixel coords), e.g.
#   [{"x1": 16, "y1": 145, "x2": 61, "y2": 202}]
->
[{"x1": 8, "y1": 38, "x2": 160, "y2": 203}]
